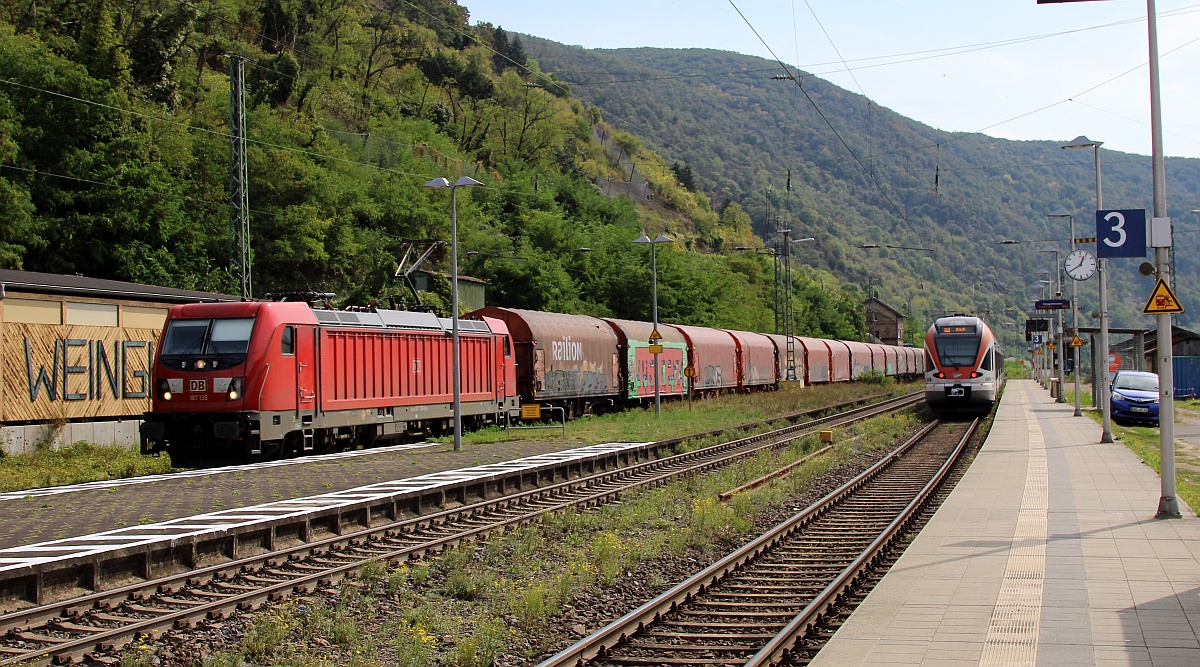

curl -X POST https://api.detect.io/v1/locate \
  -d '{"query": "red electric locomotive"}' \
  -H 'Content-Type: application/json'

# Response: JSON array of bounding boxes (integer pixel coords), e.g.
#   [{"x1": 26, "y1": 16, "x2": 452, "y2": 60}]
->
[{"x1": 140, "y1": 300, "x2": 518, "y2": 459}]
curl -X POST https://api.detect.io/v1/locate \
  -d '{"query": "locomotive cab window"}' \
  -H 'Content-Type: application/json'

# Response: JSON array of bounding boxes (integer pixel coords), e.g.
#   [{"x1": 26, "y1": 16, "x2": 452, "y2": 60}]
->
[
  {"x1": 933, "y1": 331, "x2": 982, "y2": 368},
  {"x1": 503, "y1": 335, "x2": 511, "y2": 358},
  {"x1": 281, "y1": 326, "x2": 295, "y2": 355},
  {"x1": 161, "y1": 318, "x2": 255, "y2": 356}
]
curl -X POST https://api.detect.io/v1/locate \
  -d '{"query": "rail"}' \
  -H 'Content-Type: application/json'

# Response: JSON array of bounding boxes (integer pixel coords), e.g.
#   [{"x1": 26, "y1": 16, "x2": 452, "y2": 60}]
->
[{"x1": 0, "y1": 393, "x2": 924, "y2": 665}]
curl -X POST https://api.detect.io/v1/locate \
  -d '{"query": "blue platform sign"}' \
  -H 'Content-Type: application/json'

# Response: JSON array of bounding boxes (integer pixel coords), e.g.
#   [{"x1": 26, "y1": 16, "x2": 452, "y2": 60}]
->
[
  {"x1": 1035, "y1": 299, "x2": 1070, "y2": 310},
  {"x1": 1096, "y1": 209, "x2": 1146, "y2": 258}
]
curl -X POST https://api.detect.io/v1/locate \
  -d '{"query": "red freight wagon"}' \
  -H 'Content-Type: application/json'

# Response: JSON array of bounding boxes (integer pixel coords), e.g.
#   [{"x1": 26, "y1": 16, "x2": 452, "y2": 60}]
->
[
  {"x1": 142, "y1": 302, "x2": 517, "y2": 458},
  {"x1": 470, "y1": 307, "x2": 620, "y2": 415},
  {"x1": 725, "y1": 329, "x2": 778, "y2": 390},
  {"x1": 894, "y1": 346, "x2": 911, "y2": 376},
  {"x1": 796, "y1": 337, "x2": 832, "y2": 385},
  {"x1": 765, "y1": 334, "x2": 805, "y2": 385},
  {"x1": 671, "y1": 324, "x2": 739, "y2": 392},
  {"x1": 866, "y1": 343, "x2": 897, "y2": 376},
  {"x1": 902, "y1": 346, "x2": 918, "y2": 376},
  {"x1": 826, "y1": 340, "x2": 853, "y2": 382},
  {"x1": 602, "y1": 318, "x2": 688, "y2": 400},
  {"x1": 844, "y1": 341, "x2": 875, "y2": 379}
]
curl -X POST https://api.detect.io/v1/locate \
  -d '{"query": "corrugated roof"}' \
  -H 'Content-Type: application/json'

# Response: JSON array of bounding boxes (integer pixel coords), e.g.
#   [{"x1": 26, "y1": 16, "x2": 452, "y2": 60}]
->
[{"x1": 0, "y1": 269, "x2": 242, "y2": 303}]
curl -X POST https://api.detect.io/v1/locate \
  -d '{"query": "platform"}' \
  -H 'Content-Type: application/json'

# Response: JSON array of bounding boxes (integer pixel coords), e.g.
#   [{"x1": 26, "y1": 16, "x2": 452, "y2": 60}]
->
[{"x1": 811, "y1": 379, "x2": 1200, "y2": 666}]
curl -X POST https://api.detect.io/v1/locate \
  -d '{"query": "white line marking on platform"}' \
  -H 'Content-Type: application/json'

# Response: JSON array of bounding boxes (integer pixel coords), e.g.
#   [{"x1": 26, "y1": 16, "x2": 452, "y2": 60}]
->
[
  {"x1": 0, "y1": 441, "x2": 653, "y2": 573},
  {"x1": 0, "y1": 442, "x2": 438, "y2": 502}
]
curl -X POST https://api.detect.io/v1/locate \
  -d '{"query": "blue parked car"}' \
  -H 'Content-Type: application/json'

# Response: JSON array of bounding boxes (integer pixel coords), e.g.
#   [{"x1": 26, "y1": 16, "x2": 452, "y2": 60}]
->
[{"x1": 1110, "y1": 370, "x2": 1160, "y2": 426}]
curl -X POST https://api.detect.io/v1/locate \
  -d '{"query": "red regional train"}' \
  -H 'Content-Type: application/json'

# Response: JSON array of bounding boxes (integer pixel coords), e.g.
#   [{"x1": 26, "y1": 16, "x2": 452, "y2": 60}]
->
[
  {"x1": 140, "y1": 300, "x2": 924, "y2": 459},
  {"x1": 923, "y1": 315, "x2": 1004, "y2": 413}
]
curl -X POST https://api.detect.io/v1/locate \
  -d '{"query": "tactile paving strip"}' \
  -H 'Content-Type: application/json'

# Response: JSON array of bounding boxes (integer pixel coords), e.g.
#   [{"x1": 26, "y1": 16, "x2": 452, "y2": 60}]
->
[{"x1": 979, "y1": 384, "x2": 1048, "y2": 665}]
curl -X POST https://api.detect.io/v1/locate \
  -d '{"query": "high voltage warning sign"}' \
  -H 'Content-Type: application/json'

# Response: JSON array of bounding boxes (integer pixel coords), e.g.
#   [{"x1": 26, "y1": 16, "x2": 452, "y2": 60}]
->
[{"x1": 1143, "y1": 278, "x2": 1184, "y2": 314}]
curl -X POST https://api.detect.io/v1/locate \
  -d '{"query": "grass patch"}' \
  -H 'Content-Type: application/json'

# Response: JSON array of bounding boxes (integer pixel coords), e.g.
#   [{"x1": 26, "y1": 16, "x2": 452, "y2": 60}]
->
[
  {"x1": 438, "y1": 381, "x2": 919, "y2": 448},
  {"x1": 0, "y1": 441, "x2": 179, "y2": 493}
]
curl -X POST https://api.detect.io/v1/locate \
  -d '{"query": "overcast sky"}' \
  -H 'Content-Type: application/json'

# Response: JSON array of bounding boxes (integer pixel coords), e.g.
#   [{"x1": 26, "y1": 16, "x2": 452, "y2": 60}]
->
[{"x1": 462, "y1": 0, "x2": 1200, "y2": 160}]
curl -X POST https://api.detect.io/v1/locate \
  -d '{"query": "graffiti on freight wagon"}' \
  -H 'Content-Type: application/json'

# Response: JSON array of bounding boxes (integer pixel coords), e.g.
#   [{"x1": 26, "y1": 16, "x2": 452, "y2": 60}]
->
[{"x1": 630, "y1": 345, "x2": 686, "y2": 397}]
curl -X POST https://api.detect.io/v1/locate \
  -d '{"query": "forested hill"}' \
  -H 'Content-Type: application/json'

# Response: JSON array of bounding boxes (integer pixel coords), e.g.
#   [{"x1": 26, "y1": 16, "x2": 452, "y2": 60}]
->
[
  {"x1": 4, "y1": 2, "x2": 1199, "y2": 349},
  {"x1": 0, "y1": 0, "x2": 871, "y2": 340},
  {"x1": 521, "y1": 37, "x2": 1200, "y2": 334}
]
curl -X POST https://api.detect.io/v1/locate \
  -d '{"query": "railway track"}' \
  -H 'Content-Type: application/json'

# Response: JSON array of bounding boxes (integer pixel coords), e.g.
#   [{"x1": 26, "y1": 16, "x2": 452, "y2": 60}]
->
[
  {"x1": 538, "y1": 417, "x2": 980, "y2": 667},
  {"x1": 0, "y1": 393, "x2": 923, "y2": 665}
]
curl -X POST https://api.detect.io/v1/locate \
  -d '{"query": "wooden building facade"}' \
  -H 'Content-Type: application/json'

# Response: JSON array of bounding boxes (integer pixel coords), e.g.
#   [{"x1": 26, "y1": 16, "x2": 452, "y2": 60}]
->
[{"x1": 0, "y1": 271, "x2": 237, "y2": 453}]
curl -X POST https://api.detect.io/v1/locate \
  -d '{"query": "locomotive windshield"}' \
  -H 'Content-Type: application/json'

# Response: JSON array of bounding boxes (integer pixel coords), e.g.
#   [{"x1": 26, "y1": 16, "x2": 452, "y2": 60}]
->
[
  {"x1": 933, "y1": 332, "x2": 982, "y2": 368},
  {"x1": 162, "y1": 318, "x2": 255, "y2": 355}
]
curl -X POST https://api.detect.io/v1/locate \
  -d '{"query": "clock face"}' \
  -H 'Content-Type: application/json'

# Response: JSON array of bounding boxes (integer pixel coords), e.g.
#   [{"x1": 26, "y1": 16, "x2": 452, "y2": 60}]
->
[{"x1": 1065, "y1": 249, "x2": 1097, "y2": 281}]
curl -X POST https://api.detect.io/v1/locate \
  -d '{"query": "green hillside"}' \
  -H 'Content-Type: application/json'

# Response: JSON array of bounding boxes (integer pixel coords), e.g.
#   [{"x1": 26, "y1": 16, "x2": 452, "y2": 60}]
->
[
  {"x1": 0, "y1": 0, "x2": 865, "y2": 339},
  {"x1": 3, "y1": 1, "x2": 1198, "y2": 353},
  {"x1": 521, "y1": 38, "x2": 1200, "y2": 347}
]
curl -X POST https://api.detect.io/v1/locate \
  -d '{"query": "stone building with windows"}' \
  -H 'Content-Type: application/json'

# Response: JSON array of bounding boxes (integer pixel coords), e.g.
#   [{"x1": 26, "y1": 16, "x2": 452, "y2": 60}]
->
[{"x1": 864, "y1": 297, "x2": 905, "y2": 346}]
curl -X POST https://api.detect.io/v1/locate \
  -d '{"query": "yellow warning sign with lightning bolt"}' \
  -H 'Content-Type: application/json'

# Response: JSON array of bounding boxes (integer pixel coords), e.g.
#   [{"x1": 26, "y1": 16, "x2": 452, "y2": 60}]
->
[{"x1": 1143, "y1": 278, "x2": 1184, "y2": 315}]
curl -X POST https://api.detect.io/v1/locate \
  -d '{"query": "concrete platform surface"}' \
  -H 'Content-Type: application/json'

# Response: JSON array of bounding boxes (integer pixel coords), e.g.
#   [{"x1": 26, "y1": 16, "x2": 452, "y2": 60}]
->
[{"x1": 811, "y1": 379, "x2": 1200, "y2": 666}]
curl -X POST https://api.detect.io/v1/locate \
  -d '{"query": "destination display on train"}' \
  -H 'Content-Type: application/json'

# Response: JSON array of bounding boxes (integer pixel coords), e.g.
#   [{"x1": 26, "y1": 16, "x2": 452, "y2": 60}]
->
[{"x1": 938, "y1": 324, "x2": 977, "y2": 334}]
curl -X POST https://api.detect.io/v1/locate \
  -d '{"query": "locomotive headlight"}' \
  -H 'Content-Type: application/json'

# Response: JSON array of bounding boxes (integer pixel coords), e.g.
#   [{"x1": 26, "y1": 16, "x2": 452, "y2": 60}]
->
[
  {"x1": 158, "y1": 379, "x2": 172, "y2": 402},
  {"x1": 227, "y1": 378, "x2": 243, "y2": 401},
  {"x1": 195, "y1": 359, "x2": 207, "y2": 370}
]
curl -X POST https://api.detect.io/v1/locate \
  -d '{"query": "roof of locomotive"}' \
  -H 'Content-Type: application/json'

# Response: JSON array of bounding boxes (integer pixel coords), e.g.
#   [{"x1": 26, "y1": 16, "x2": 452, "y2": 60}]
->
[
  {"x1": 929, "y1": 315, "x2": 988, "y2": 331},
  {"x1": 168, "y1": 301, "x2": 494, "y2": 334}
]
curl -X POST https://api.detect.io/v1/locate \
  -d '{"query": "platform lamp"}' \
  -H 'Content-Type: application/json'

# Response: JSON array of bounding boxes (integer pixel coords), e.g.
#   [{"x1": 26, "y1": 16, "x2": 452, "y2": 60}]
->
[
  {"x1": 422, "y1": 175, "x2": 483, "y2": 451},
  {"x1": 1050, "y1": 208, "x2": 1084, "y2": 416},
  {"x1": 1032, "y1": 281, "x2": 1051, "y2": 386},
  {"x1": 1061, "y1": 136, "x2": 1112, "y2": 441},
  {"x1": 1038, "y1": 256, "x2": 1066, "y2": 404},
  {"x1": 634, "y1": 233, "x2": 673, "y2": 415}
]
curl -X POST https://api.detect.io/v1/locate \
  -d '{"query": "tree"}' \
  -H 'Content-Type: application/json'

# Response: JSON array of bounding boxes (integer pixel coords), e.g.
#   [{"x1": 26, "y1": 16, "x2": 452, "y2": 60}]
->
[{"x1": 670, "y1": 161, "x2": 695, "y2": 190}]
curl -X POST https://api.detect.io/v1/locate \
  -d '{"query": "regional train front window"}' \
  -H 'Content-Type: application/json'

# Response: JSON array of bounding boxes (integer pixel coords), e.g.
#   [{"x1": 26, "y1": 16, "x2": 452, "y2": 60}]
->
[
  {"x1": 934, "y1": 334, "x2": 982, "y2": 368},
  {"x1": 162, "y1": 318, "x2": 254, "y2": 355}
]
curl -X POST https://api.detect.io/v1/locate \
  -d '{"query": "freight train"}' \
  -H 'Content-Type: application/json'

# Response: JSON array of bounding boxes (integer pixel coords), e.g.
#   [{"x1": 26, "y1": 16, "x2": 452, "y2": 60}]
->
[
  {"x1": 923, "y1": 315, "x2": 1003, "y2": 413},
  {"x1": 140, "y1": 300, "x2": 925, "y2": 459}
]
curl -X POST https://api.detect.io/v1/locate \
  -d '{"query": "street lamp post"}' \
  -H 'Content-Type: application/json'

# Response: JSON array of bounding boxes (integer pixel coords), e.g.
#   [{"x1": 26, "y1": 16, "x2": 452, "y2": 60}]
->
[
  {"x1": 1062, "y1": 136, "x2": 1113, "y2": 441},
  {"x1": 422, "y1": 175, "x2": 483, "y2": 451},
  {"x1": 1050, "y1": 209, "x2": 1083, "y2": 416},
  {"x1": 1038, "y1": 254, "x2": 1066, "y2": 404},
  {"x1": 1037, "y1": 280, "x2": 1052, "y2": 385},
  {"x1": 634, "y1": 233, "x2": 673, "y2": 415}
]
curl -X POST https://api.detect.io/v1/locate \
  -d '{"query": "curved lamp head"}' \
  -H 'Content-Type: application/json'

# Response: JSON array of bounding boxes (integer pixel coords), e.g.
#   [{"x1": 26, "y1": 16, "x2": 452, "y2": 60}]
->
[
  {"x1": 1061, "y1": 135, "x2": 1103, "y2": 150},
  {"x1": 1048, "y1": 208, "x2": 1072, "y2": 219},
  {"x1": 634, "y1": 234, "x2": 673, "y2": 244},
  {"x1": 422, "y1": 176, "x2": 483, "y2": 189}
]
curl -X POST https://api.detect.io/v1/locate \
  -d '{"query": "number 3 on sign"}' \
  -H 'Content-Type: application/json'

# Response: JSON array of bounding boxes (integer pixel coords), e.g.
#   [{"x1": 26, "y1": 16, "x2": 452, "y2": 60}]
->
[
  {"x1": 1103, "y1": 211, "x2": 1126, "y2": 248},
  {"x1": 1096, "y1": 209, "x2": 1145, "y2": 258}
]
